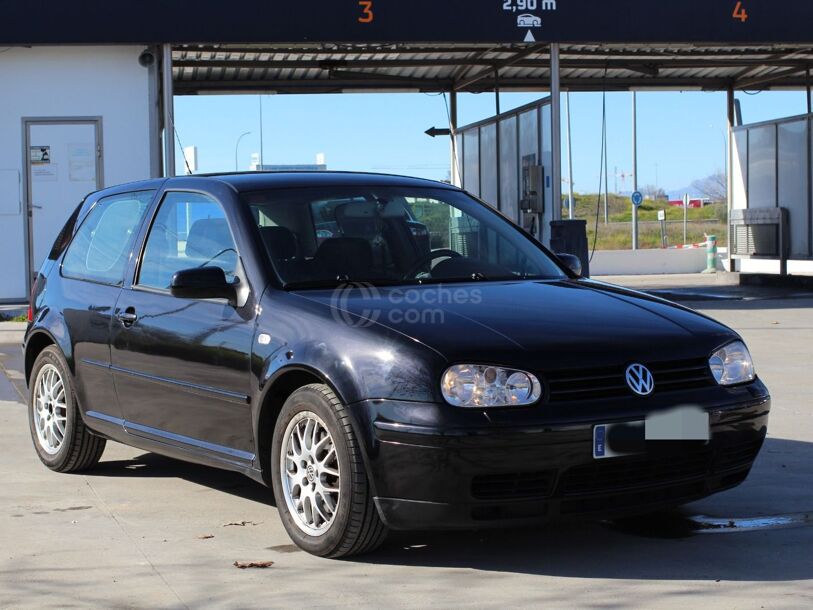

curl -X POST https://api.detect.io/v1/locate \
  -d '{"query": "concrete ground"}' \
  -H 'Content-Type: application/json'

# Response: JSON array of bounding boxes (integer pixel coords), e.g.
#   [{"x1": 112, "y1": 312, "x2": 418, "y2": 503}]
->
[{"x1": 1, "y1": 284, "x2": 812, "y2": 609}]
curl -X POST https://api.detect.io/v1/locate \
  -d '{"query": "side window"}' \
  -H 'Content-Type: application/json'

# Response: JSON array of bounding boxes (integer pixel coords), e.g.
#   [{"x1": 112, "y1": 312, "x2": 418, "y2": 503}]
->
[
  {"x1": 138, "y1": 192, "x2": 239, "y2": 290},
  {"x1": 408, "y1": 196, "x2": 480, "y2": 252},
  {"x1": 407, "y1": 196, "x2": 531, "y2": 271},
  {"x1": 61, "y1": 191, "x2": 153, "y2": 285}
]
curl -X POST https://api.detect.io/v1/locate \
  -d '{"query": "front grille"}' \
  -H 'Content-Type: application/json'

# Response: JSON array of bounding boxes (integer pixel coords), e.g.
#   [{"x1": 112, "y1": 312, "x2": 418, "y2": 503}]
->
[
  {"x1": 559, "y1": 438, "x2": 763, "y2": 497},
  {"x1": 546, "y1": 358, "x2": 714, "y2": 402},
  {"x1": 560, "y1": 451, "x2": 713, "y2": 495},
  {"x1": 716, "y1": 439, "x2": 764, "y2": 472},
  {"x1": 471, "y1": 470, "x2": 556, "y2": 500},
  {"x1": 560, "y1": 480, "x2": 709, "y2": 516}
]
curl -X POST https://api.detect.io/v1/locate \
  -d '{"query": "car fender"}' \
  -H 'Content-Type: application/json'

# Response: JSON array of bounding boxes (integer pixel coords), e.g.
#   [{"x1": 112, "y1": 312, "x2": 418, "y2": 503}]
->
[
  {"x1": 253, "y1": 345, "x2": 367, "y2": 447},
  {"x1": 252, "y1": 354, "x2": 383, "y2": 495},
  {"x1": 24, "y1": 313, "x2": 73, "y2": 384}
]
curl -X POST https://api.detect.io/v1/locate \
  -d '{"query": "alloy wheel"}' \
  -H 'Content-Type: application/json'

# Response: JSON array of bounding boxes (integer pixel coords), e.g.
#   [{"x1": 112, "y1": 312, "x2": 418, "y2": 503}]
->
[
  {"x1": 280, "y1": 411, "x2": 341, "y2": 537},
  {"x1": 33, "y1": 364, "x2": 67, "y2": 455}
]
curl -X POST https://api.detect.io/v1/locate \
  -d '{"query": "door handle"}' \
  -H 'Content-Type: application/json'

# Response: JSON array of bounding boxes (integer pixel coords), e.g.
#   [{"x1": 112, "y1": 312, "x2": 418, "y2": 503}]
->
[{"x1": 117, "y1": 308, "x2": 138, "y2": 327}]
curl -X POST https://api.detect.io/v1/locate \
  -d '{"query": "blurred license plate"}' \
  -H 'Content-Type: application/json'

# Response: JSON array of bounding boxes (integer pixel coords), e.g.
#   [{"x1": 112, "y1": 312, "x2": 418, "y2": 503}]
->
[
  {"x1": 594, "y1": 407, "x2": 710, "y2": 460},
  {"x1": 593, "y1": 421, "x2": 643, "y2": 459}
]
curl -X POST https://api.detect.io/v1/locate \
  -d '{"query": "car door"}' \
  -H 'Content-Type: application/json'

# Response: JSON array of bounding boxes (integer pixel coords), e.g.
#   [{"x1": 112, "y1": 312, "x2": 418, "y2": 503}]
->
[
  {"x1": 56, "y1": 190, "x2": 155, "y2": 424},
  {"x1": 110, "y1": 190, "x2": 256, "y2": 460}
]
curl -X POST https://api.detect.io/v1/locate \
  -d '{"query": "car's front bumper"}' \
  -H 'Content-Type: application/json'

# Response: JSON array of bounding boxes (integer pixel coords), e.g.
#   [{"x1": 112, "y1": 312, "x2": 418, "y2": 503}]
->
[{"x1": 352, "y1": 381, "x2": 770, "y2": 530}]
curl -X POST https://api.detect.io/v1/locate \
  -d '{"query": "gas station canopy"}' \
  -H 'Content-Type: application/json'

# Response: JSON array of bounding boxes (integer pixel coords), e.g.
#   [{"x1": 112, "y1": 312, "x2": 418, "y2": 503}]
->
[{"x1": 170, "y1": 43, "x2": 813, "y2": 95}]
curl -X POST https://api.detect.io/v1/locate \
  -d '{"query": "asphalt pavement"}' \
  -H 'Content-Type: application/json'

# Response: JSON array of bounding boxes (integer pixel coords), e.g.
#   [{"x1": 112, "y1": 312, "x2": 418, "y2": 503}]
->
[{"x1": 1, "y1": 290, "x2": 811, "y2": 609}]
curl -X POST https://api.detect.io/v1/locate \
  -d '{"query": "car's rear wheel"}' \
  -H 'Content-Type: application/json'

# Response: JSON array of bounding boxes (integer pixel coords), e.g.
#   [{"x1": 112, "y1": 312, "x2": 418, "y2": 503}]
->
[
  {"x1": 270, "y1": 384, "x2": 387, "y2": 558},
  {"x1": 28, "y1": 346, "x2": 106, "y2": 472}
]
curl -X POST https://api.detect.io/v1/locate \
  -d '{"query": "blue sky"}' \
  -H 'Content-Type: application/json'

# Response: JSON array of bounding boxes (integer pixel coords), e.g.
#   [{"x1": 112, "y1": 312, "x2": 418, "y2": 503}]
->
[{"x1": 174, "y1": 89, "x2": 809, "y2": 196}]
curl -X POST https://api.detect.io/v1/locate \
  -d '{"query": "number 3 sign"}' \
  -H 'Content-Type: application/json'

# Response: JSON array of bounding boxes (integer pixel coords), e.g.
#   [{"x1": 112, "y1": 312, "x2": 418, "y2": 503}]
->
[{"x1": 359, "y1": 1, "x2": 374, "y2": 23}]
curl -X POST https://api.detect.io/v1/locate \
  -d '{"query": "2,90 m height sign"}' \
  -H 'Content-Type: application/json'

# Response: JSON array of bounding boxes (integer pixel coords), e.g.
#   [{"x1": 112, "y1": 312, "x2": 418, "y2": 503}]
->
[
  {"x1": 501, "y1": 0, "x2": 558, "y2": 41},
  {"x1": 502, "y1": 0, "x2": 557, "y2": 12}
]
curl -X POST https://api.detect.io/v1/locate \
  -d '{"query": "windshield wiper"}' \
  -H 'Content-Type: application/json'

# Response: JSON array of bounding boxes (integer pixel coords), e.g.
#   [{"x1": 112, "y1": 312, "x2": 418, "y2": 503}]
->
[
  {"x1": 284, "y1": 274, "x2": 559, "y2": 290},
  {"x1": 283, "y1": 279, "x2": 345, "y2": 290},
  {"x1": 414, "y1": 274, "x2": 557, "y2": 286},
  {"x1": 284, "y1": 277, "x2": 416, "y2": 291}
]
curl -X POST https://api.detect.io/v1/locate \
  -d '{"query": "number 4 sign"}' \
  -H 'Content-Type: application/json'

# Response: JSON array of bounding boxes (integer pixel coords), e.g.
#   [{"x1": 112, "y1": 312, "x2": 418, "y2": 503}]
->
[{"x1": 733, "y1": 1, "x2": 748, "y2": 23}]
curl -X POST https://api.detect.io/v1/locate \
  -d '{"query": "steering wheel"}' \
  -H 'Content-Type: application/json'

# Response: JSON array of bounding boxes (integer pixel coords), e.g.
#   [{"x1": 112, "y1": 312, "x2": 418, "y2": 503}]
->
[
  {"x1": 198, "y1": 248, "x2": 238, "y2": 269},
  {"x1": 403, "y1": 248, "x2": 462, "y2": 279}
]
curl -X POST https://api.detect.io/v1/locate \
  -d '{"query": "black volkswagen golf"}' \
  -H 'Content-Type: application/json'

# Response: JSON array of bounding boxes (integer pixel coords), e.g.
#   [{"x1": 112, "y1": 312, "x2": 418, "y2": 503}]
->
[{"x1": 24, "y1": 172, "x2": 770, "y2": 558}]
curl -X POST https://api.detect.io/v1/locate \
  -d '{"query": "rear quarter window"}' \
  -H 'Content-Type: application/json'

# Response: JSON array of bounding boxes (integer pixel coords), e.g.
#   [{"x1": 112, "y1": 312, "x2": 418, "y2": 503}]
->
[
  {"x1": 61, "y1": 190, "x2": 154, "y2": 286},
  {"x1": 47, "y1": 202, "x2": 83, "y2": 261}
]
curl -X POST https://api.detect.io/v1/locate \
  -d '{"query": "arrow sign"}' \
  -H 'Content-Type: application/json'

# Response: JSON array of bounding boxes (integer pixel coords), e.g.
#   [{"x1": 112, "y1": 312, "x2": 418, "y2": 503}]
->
[
  {"x1": 524, "y1": 30, "x2": 536, "y2": 42},
  {"x1": 425, "y1": 127, "x2": 452, "y2": 138}
]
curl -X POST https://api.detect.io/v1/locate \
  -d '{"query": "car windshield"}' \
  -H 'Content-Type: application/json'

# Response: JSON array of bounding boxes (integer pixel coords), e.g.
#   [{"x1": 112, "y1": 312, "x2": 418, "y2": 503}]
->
[{"x1": 241, "y1": 185, "x2": 566, "y2": 288}]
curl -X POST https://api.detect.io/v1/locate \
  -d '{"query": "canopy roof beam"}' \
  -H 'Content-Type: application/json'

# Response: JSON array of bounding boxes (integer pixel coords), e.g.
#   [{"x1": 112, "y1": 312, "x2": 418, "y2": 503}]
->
[{"x1": 171, "y1": 42, "x2": 813, "y2": 95}]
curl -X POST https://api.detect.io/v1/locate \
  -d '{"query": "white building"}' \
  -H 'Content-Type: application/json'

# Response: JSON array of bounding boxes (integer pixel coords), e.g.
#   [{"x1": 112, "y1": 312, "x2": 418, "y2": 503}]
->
[{"x1": 0, "y1": 46, "x2": 160, "y2": 302}]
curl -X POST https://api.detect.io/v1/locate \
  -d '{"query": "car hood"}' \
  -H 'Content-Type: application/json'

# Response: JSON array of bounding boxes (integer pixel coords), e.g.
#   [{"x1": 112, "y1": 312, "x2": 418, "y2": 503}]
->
[{"x1": 292, "y1": 279, "x2": 737, "y2": 370}]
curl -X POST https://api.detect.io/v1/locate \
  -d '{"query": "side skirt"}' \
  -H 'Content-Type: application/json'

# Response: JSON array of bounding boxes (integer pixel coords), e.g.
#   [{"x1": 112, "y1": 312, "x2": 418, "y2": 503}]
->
[{"x1": 84, "y1": 410, "x2": 266, "y2": 485}]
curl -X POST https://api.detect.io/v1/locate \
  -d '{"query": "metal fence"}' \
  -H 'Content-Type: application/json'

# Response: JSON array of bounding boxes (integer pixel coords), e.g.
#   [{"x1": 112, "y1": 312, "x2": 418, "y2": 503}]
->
[
  {"x1": 732, "y1": 113, "x2": 813, "y2": 259},
  {"x1": 456, "y1": 97, "x2": 553, "y2": 244}
]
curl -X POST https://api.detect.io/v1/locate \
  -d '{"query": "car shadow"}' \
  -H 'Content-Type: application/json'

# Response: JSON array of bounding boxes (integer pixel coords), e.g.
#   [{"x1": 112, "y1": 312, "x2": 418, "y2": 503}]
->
[
  {"x1": 86, "y1": 452, "x2": 276, "y2": 506},
  {"x1": 356, "y1": 436, "x2": 813, "y2": 581},
  {"x1": 84, "y1": 437, "x2": 812, "y2": 581},
  {"x1": 679, "y1": 295, "x2": 813, "y2": 312}
]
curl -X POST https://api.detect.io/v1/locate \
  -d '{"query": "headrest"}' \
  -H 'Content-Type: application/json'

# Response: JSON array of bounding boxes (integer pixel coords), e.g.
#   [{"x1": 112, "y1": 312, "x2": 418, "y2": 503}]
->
[
  {"x1": 336, "y1": 201, "x2": 379, "y2": 219},
  {"x1": 315, "y1": 237, "x2": 372, "y2": 262},
  {"x1": 186, "y1": 218, "x2": 232, "y2": 260},
  {"x1": 259, "y1": 226, "x2": 298, "y2": 260},
  {"x1": 315, "y1": 238, "x2": 373, "y2": 278}
]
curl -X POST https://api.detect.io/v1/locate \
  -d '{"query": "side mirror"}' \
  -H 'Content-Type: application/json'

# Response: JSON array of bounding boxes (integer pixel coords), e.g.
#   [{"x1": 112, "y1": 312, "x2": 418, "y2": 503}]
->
[
  {"x1": 556, "y1": 253, "x2": 583, "y2": 277},
  {"x1": 170, "y1": 267, "x2": 237, "y2": 304}
]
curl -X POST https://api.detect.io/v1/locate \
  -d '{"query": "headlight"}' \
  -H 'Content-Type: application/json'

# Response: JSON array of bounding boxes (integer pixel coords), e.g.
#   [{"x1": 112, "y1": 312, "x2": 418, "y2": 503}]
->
[
  {"x1": 709, "y1": 341, "x2": 755, "y2": 386},
  {"x1": 441, "y1": 365, "x2": 542, "y2": 408}
]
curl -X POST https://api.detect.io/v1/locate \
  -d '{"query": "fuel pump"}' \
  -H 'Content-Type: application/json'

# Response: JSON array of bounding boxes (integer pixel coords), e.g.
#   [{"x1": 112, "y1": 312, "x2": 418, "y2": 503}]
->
[{"x1": 520, "y1": 161, "x2": 545, "y2": 239}]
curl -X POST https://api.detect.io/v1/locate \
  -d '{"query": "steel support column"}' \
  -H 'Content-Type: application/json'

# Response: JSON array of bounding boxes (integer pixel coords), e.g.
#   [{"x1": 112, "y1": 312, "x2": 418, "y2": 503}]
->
[
  {"x1": 632, "y1": 92, "x2": 639, "y2": 250},
  {"x1": 808, "y1": 70, "x2": 812, "y2": 257},
  {"x1": 550, "y1": 43, "x2": 562, "y2": 224},
  {"x1": 146, "y1": 46, "x2": 162, "y2": 179},
  {"x1": 495, "y1": 70, "x2": 502, "y2": 212},
  {"x1": 449, "y1": 91, "x2": 460, "y2": 187},
  {"x1": 727, "y1": 86, "x2": 736, "y2": 271},
  {"x1": 566, "y1": 91, "x2": 575, "y2": 219},
  {"x1": 162, "y1": 44, "x2": 176, "y2": 177}
]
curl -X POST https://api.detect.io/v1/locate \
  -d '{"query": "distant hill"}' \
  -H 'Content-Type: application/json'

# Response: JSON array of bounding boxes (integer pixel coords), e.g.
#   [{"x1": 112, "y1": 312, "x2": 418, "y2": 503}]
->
[{"x1": 667, "y1": 185, "x2": 706, "y2": 200}]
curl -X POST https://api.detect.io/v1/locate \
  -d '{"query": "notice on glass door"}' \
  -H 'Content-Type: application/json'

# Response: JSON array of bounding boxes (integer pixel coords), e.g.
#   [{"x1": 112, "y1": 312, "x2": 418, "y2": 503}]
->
[
  {"x1": 68, "y1": 143, "x2": 95, "y2": 182},
  {"x1": 32, "y1": 164, "x2": 58, "y2": 182},
  {"x1": 30, "y1": 146, "x2": 51, "y2": 165}
]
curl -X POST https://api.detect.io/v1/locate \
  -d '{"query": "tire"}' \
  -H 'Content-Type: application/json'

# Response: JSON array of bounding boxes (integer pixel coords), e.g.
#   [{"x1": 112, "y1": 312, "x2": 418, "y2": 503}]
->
[
  {"x1": 28, "y1": 346, "x2": 106, "y2": 472},
  {"x1": 270, "y1": 384, "x2": 387, "y2": 558}
]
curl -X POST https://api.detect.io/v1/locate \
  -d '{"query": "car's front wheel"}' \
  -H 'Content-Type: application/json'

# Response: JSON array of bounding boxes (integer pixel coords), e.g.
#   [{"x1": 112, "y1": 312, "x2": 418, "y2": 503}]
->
[
  {"x1": 28, "y1": 346, "x2": 106, "y2": 472},
  {"x1": 270, "y1": 384, "x2": 387, "y2": 558}
]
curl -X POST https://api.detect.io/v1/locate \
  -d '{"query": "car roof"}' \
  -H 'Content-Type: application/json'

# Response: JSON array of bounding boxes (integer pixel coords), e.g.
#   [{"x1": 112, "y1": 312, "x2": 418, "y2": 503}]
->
[
  {"x1": 197, "y1": 171, "x2": 459, "y2": 192},
  {"x1": 87, "y1": 171, "x2": 459, "y2": 203}
]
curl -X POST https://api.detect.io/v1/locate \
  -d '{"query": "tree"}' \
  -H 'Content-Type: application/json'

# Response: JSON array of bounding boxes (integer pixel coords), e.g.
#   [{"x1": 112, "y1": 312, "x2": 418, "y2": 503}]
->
[
  {"x1": 642, "y1": 184, "x2": 667, "y2": 200},
  {"x1": 692, "y1": 170, "x2": 727, "y2": 202}
]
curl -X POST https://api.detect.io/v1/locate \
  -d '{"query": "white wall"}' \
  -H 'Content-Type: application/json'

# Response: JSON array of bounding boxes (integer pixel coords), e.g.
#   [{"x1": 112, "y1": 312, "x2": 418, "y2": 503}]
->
[
  {"x1": 591, "y1": 248, "x2": 711, "y2": 276},
  {"x1": 737, "y1": 258, "x2": 813, "y2": 276},
  {"x1": 0, "y1": 46, "x2": 155, "y2": 301}
]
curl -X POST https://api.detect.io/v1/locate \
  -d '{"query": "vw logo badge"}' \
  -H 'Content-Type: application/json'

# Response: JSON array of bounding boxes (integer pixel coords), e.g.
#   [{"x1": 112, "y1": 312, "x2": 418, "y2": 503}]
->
[{"x1": 626, "y1": 363, "x2": 655, "y2": 396}]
